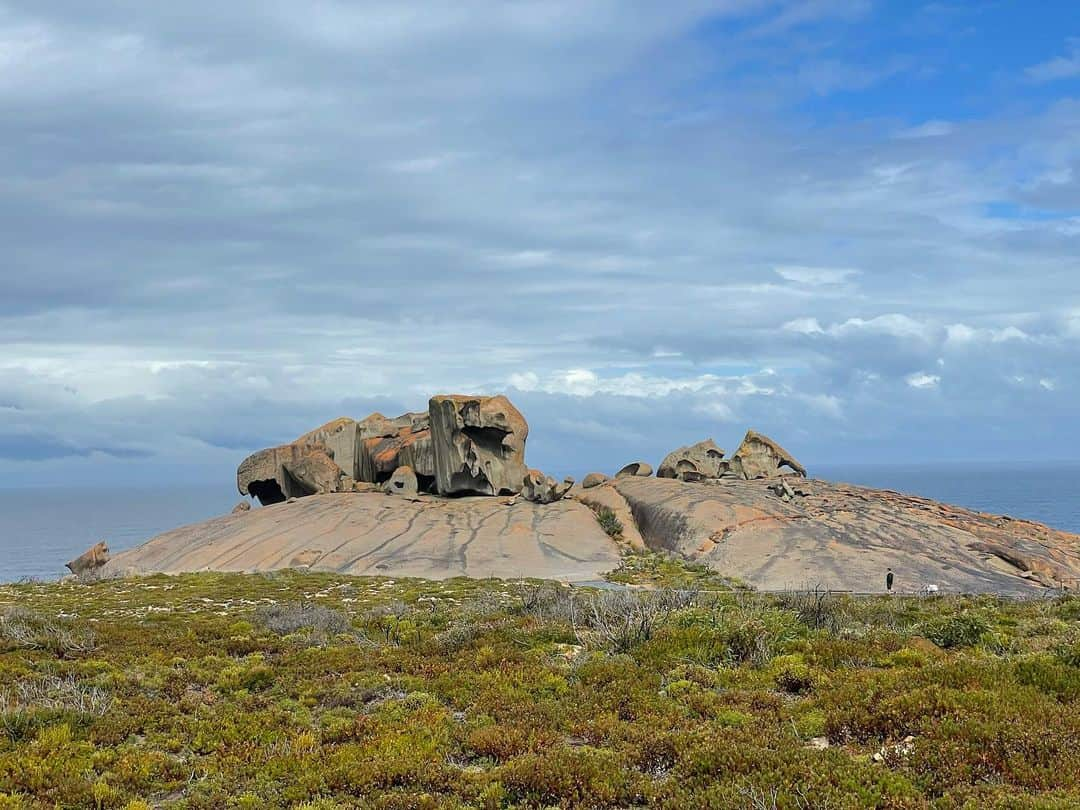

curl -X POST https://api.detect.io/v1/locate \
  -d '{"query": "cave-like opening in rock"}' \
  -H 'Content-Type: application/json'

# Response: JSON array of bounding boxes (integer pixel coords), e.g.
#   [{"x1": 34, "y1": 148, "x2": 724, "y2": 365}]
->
[
  {"x1": 462, "y1": 425, "x2": 510, "y2": 455},
  {"x1": 448, "y1": 469, "x2": 493, "y2": 496},
  {"x1": 249, "y1": 479, "x2": 285, "y2": 506}
]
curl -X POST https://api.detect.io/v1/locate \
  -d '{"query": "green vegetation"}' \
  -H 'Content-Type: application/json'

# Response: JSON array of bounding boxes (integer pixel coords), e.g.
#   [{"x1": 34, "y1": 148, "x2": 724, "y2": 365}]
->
[
  {"x1": 592, "y1": 507, "x2": 623, "y2": 541},
  {"x1": 0, "y1": 566, "x2": 1078, "y2": 808}
]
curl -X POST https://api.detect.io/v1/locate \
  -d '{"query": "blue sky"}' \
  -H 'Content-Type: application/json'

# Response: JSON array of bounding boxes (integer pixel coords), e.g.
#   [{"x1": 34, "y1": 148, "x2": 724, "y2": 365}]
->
[{"x1": 0, "y1": 0, "x2": 1078, "y2": 487}]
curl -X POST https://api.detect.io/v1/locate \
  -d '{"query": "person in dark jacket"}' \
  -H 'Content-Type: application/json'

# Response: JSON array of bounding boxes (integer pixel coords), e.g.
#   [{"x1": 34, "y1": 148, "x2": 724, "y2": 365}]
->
[{"x1": 886, "y1": 568, "x2": 894, "y2": 592}]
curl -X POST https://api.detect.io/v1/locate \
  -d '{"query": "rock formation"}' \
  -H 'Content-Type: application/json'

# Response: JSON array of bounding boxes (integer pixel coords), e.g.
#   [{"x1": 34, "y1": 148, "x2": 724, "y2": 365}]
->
[
  {"x1": 611, "y1": 475, "x2": 1080, "y2": 594},
  {"x1": 102, "y1": 400, "x2": 1080, "y2": 595},
  {"x1": 730, "y1": 430, "x2": 806, "y2": 479},
  {"x1": 522, "y1": 469, "x2": 574, "y2": 504},
  {"x1": 357, "y1": 412, "x2": 434, "y2": 488},
  {"x1": 616, "y1": 461, "x2": 653, "y2": 478},
  {"x1": 657, "y1": 439, "x2": 727, "y2": 481},
  {"x1": 66, "y1": 541, "x2": 109, "y2": 576},
  {"x1": 384, "y1": 466, "x2": 419, "y2": 500},
  {"x1": 582, "y1": 472, "x2": 610, "y2": 489},
  {"x1": 429, "y1": 394, "x2": 529, "y2": 496},
  {"x1": 237, "y1": 418, "x2": 354, "y2": 505},
  {"x1": 237, "y1": 395, "x2": 525, "y2": 504},
  {"x1": 231, "y1": 501, "x2": 251, "y2": 514},
  {"x1": 105, "y1": 494, "x2": 620, "y2": 583}
]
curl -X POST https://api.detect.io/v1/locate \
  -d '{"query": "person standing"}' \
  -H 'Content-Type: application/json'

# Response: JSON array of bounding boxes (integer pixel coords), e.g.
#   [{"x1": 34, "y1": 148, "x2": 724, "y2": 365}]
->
[{"x1": 886, "y1": 568, "x2": 894, "y2": 593}]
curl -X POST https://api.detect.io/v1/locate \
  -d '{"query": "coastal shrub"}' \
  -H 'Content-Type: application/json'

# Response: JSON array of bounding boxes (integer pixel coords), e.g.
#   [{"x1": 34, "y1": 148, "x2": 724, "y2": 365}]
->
[
  {"x1": 0, "y1": 608, "x2": 97, "y2": 657},
  {"x1": 593, "y1": 507, "x2": 623, "y2": 540},
  {"x1": 254, "y1": 601, "x2": 351, "y2": 637},
  {"x1": 1, "y1": 571, "x2": 1079, "y2": 807},
  {"x1": 775, "y1": 587, "x2": 848, "y2": 632},
  {"x1": 921, "y1": 611, "x2": 991, "y2": 649},
  {"x1": 499, "y1": 746, "x2": 642, "y2": 808}
]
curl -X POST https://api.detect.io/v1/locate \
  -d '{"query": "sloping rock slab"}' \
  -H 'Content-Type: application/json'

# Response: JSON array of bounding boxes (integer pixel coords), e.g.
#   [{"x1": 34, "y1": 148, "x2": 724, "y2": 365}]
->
[
  {"x1": 103, "y1": 494, "x2": 620, "y2": 582},
  {"x1": 613, "y1": 477, "x2": 1080, "y2": 595}
]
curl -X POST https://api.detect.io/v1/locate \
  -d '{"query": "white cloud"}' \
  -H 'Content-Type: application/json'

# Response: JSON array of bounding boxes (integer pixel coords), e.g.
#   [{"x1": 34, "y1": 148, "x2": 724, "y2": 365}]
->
[
  {"x1": 782, "y1": 317, "x2": 825, "y2": 334},
  {"x1": 905, "y1": 372, "x2": 940, "y2": 389},
  {"x1": 827, "y1": 314, "x2": 935, "y2": 342},
  {"x1": 1026, "y1": 39, "x2": 1080, "y2": 82},
  {"x1": 774, "y1": 265, "x2": 860, "y2": 285},
  {"x1": 895, "y1": 120, "x2": 954, "y2": 139}
]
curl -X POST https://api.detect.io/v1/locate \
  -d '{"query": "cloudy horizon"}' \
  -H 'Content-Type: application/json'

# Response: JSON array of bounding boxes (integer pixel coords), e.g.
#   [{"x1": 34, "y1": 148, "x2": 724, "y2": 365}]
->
[{"x1": 2, "y1": 1, "x2": 1079, "y2": 488}]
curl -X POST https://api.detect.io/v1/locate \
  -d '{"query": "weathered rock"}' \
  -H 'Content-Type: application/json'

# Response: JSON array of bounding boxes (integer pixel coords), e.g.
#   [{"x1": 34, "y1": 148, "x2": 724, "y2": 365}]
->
[
  {"x1": 612, "y1": 476, "x2": 1080, "y2": 594},
  {"x1": 66, "y1": 542, "x2": 109, "y2": 576},
  {"x1": 384, "y1": 465, "x2": 419, "y2": 499},
  {"x1": 428, "y1": 394, "x2": 529, "y2": 496},
  {"x1": 616, "y1": 461, "x2": 652, "y2": 478},
  {"x1": 768, "y1": 478, "x2": 809, "y2": 502},
  {"x1": 582, "y1": 472, "x2": 610, "y2": 489},
  {"x1": 357, "y1": 411, "x2": 434, "y2": 484},
  {"x1": 231, "y1": 501, "x2": 252, "y2": 514},
  {"x1": 522, "y1": 469, "x2": 574, "y2": 504},
  {"x1": 104, "y1": 494, "x2": 621, "y2": 582},
  {"x1": 730, "y1": 430, "x2": 806, "y2": 479},
  {"x1": 573, "y1": 484, "x2": 647, "y2": 550},
  {"x1": 657, "y1": 439, "x2": 727, "y2": 481},
  {"x1": 299, "y1": 417, "x2": 361, "y2": 479},
  {"x1": 285, "y1": 448, "x2": 345, "y2": 496},
  {"x1": 238, "y1": 416, "x2": 359, "y2": 505},
  {"x1": 239, "y1": 412, "x2": 435, "y2": 506}
]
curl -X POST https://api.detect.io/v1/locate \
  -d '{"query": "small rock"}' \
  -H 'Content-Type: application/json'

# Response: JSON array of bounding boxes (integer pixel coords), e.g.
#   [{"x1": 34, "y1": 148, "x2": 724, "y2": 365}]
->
[
  {"x1": 806, "y1": 736, "x2": 830, "y2": 750},
  {"x1": 231, "y1": 501, "x2": 252, "y2": 514},
  {"x1": 616, "y1": 461, "x2": 653, "y2": 478},
  {"x1": 384, "y1": 465, "x2": 420, "y2": 499},
  {"x1": 522, "y1": 469, "x2": 574, "y2": 504},
  {"x1": 66, "y1": 541, "x2": 110, "y2": 576},
  {"x1": 581, "y1": 472, "x2": 610, "y2": 489}
]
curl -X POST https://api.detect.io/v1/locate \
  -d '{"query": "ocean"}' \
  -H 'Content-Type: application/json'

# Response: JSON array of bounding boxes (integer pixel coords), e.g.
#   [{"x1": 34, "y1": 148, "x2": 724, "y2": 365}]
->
[{"x1": 1, "y1": 462, "x2": 1078, "y2": 582}]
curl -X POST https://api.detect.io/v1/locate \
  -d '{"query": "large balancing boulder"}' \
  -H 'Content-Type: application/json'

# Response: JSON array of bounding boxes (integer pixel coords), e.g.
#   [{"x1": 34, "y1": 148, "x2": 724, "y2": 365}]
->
[
  {"x1": 657, "y1": 439, "x2": 727, "y2": 481},
  {"x1": 429, "y1": 394, "x2": 529, "y2": 496},
  {"x1": 730, "y1": 430, "x2": 806, "y2": 479}
]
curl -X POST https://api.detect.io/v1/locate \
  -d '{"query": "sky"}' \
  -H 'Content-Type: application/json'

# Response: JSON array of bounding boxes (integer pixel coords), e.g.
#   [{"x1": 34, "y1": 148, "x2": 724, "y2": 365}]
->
[{"x1": 1, "y1": 0, "x2": 1079, "y2": 488}]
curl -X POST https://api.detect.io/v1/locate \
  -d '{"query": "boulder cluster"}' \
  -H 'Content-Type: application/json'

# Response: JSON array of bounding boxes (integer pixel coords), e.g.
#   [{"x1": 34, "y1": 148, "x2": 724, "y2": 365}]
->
[
  {"x1": 238, "y1": 394, "x2": 540, "y2": 505},
  {"x1": 237, "y1": 392, "x2": 807, "y2": 511},
  {"x1": 582, "y1": 430, "x2": 806, "y2": 489}
]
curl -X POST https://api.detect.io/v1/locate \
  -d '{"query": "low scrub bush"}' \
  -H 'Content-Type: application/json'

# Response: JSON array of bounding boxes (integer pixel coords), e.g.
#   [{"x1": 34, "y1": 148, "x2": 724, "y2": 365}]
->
[
  {"x1": 254, "y1": 601, "x2": 351, "y2": 637},
  {"x1": 0, "y1": 570, "x2": 1077, "y2": 807},
  {"x1": 0, "y1": 608, "x2": 97, "y2": 657},
  {"x1": 921, "y1": 611, "x2": 991, "y2": 649}
]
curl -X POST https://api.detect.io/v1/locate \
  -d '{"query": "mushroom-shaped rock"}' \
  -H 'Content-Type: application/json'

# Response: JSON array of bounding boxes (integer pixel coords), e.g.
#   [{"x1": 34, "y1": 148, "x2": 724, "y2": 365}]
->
[
  {"x1": 657, "y1": 439, "x2": 727, "y2": 481},
  {"x1": 616, "y1": 461, "x2": 653, "y2": 479},
  {"x1": 581, "y1": 472, "x2": 610, "y2": 489},
  {"x1": 429, "y1": 394, "x2": 529, "y2": 496},
  {"x1": 66, "y1": 542, "x2": 109, "y2": 576},
  {"x1": 522, "y1": 469, "x2": 574, "y2": 504},
  {"x1": 730, "y1": 430, "x2": 806, "y2": 479},
  {"x1": 384, "y1": 465, "x2": 420, "y2": 499}
]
